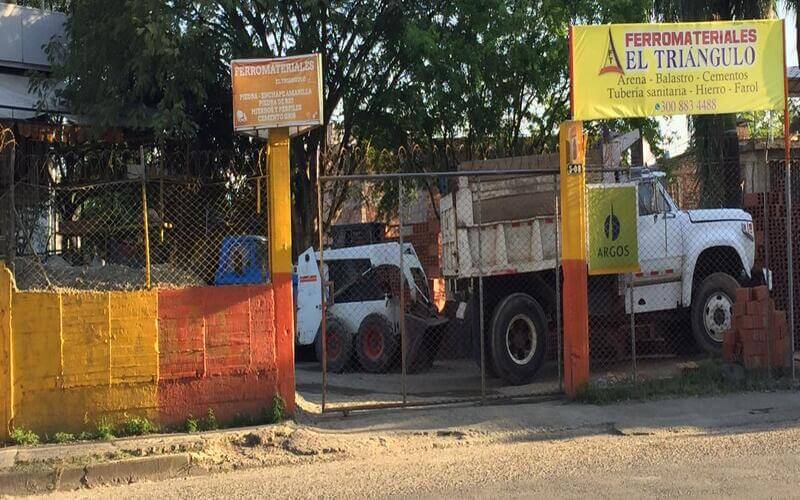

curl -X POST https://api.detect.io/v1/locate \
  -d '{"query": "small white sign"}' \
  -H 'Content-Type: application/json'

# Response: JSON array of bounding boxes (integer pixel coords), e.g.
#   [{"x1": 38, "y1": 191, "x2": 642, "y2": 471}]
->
[{"x1": 456, "y1": 302, "x2": 467, "y2": 320}]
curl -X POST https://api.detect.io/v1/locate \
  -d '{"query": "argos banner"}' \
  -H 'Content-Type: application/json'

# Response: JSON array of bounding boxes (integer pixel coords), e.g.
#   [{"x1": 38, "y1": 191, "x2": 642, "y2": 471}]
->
[
  {"x1": 570, "y1": 20, "x2": 785, "y2": 120},
  {"x1": 587, "y1": 184, "x2": 639, "y2": 275}
]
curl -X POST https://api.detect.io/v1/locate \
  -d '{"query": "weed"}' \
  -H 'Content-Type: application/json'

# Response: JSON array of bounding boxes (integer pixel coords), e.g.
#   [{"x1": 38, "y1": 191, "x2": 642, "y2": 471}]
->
[
  {"x1": 95, "y1": 419, "x2": 115, "y2": 441},
  {"x1": 118, "y1": 415, "x2": 157, "y2": 437},
  {"x1": 10, "y1": 427, "x2": 39, "y2": 446},
  {"x1": 201, "y1": 408, "x2": 218, "y2": 431},
  {"x1": 77, "y1": 431, "x2": 95, "y2": 442},
  {"x1": 52, "y1": 432, "x2": 76, "y2": 444},
  {"x1": 264, "y1": 395, "x2": 286, "y2": 424},
  {"x1": 184, "y1": 416, "x2": 199, "y2": 433}
]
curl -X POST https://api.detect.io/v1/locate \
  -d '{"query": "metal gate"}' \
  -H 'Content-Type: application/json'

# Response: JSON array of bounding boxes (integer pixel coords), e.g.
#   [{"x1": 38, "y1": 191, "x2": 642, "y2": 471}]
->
[{"x1": 300, "y1": 165, "x2": 564, "y2": 412}]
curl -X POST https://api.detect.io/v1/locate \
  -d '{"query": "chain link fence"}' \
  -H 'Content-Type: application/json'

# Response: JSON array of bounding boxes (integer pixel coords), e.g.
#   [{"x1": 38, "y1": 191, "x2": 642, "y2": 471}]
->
[
  {"x1": 308, "y1": 165, "x2": 564, "y2": 412},
  {"x1": 308, "y1": 142, "x2": 799, "y2": 412},
  {"x1": 3, "y1": 145, "x2": 269, "y2": 292}
]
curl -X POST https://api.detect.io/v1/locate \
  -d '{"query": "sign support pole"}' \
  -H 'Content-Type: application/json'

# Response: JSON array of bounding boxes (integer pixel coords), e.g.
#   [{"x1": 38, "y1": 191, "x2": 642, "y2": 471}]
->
[
  {"x1": 268, "y1": 127, "x2": 296, "y2": 413},
  {"x1": 559, "y1": 121, "x2": 589, "y2": 397},
  {"x1": 781, "y1": 20, "x2": 795, "y2": 381}
]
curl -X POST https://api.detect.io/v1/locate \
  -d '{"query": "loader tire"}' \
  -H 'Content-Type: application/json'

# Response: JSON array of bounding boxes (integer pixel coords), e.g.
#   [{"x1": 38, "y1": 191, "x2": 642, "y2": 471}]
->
[
  {"x1": 315, "y1": 316, "x2": 353, "y2": 373},
  {"x1": 356, "y1": 313, "x2": 398, "y2": 373},
  {"x1": 489, "y1": 293, "x2": 547, "y2": 386}
]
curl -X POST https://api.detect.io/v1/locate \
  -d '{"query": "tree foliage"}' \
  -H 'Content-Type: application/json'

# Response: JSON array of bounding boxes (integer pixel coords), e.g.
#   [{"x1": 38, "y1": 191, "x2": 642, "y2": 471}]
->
[{"x1": 39, "y1": 0, "x2": 652, "y2": 250}]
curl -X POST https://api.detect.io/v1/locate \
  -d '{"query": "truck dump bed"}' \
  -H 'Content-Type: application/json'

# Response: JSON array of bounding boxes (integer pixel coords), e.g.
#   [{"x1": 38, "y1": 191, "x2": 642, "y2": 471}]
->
[{"x1": 441, "y1": 155, "x2": 563, "y2": 279}]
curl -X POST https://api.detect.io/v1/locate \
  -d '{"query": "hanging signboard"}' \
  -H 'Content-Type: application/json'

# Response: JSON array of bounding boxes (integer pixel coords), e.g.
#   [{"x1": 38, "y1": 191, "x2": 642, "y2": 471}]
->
[
  {"x1": 570, "y1": 20, "x2": 785, "y2": 120},
  {"x1": 231, "y1": 53, "x2": 323, "y2": 132},
  {"x1": 587, "y1": 184, "x2": 639, "y2": 275}
]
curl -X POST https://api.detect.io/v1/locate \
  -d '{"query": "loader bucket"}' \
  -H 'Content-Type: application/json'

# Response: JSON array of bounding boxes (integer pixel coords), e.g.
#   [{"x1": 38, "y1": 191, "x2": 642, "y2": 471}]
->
[{"x1": 402, "y1": 314, "x2": 448, "y2": 373}]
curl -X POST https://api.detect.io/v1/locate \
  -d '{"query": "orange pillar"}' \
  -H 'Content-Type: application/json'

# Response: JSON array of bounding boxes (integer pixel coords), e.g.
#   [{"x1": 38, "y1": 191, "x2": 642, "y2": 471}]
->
[
  {"x1": 559, "y1": 121, "x2": 589, "y2": 398},
  {"x1": 268, "y1": 127, "x2": 296, "y2": 414}
]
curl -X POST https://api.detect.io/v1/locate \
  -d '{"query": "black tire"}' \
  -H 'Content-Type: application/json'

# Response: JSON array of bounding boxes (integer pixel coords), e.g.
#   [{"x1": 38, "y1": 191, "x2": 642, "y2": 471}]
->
[
  {"x1": 691, "y1": 272, "x2": 739, "y2": 355},
  {"x1": 314, "y1": 316, "x2": 353, "y2": 373},
  {"x1": 356, "y1": 313, "x2": 398, "y2": 373},
  {"x1": 489, "y1": 293, "x2": 548, "y2": 385}
]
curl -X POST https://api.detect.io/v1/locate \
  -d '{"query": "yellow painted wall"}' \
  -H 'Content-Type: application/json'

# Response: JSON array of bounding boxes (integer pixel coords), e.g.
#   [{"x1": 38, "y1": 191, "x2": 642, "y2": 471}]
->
[{"x1": 5, "y1": 273, "x2": 159, "y2": 435}]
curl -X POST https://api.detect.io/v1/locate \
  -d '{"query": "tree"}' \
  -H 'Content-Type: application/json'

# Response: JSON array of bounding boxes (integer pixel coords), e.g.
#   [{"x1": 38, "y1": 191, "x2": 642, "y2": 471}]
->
[
  {"x1": 39, "y1": 0, "x2": 653, "y2": 253},
  {"x1": 652, "y1": 0, "x2": 776, "y2": 208}
]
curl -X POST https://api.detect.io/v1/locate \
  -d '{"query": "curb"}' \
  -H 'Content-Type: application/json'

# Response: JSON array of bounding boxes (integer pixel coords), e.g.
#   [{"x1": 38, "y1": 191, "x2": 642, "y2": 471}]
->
[{"x1": 0, "y1": 453, "x2": 193, "y2": 496}]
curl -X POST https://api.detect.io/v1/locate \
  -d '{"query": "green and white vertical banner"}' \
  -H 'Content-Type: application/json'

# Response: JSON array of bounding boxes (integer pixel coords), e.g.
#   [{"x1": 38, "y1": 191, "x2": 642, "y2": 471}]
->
[{"x1": 587, "y1": 183, "x2": 640, "y2": 275}]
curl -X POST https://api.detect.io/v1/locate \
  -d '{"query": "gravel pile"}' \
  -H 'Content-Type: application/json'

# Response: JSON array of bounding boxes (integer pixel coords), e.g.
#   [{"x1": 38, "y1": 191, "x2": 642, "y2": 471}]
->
[{"x1": 12, "y1": 256, "x2": 207, "y2": 291}]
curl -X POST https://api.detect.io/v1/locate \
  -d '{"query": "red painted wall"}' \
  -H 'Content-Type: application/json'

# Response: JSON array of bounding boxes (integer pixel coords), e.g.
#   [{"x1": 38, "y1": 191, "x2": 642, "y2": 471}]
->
[{"x1": 157, "y1": 284, "x2": 289, "y2": 425}]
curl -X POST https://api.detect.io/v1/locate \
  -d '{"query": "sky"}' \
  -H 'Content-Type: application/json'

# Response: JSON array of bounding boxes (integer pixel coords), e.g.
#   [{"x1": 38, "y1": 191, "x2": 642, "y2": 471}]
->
[{"x1": 660, "y1": 3, "x2": 796, "y2": 158}]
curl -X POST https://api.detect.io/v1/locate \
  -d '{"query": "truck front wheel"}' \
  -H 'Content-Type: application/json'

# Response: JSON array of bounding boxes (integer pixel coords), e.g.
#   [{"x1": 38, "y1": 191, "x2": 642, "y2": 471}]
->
[
  {"x1": 691, "y1": 272, "x2": 739, "y2": 355},
  {"x1": 490, "y1": 293, "x2": 547, "y2": 385}
]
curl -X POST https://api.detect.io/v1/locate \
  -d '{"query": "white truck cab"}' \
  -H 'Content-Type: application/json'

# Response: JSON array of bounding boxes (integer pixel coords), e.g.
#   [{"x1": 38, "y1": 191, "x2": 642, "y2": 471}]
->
[{"x1": 629, "y1": 168, "x2": 755, "y2": 350}]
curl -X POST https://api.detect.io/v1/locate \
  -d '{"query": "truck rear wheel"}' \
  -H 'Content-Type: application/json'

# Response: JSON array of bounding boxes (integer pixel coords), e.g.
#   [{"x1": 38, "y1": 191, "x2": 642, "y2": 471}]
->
[
  {"x1": 315, "y1": 316, "x2": 353, "y2": 373},
  {"x1": 691, "y1": 272, "x2": 739, "y2": 355},
  {"x1": 357, "y1": 313, "x2": 398, "y2": 373},
  {"x1": 489, "y1": 293, "x2": 547, "y2": 385}
]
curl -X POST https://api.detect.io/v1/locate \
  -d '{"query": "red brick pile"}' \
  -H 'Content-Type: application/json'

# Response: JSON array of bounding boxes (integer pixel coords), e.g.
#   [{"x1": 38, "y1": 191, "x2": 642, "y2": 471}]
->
[
  {"x1": 723, "y1": 285, "x2": 791, "y2": 370},
  {"x1": 743, "y1": 174, "x2": 800, "y2": 352},
  {"x1": 400, "y1": 220, "x2": 446, "y2": 311}
]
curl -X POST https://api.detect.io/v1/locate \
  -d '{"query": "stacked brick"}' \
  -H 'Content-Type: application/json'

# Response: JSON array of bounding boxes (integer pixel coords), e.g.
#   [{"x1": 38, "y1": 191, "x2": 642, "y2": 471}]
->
[
  {"x1": 723, "y1": 286, "x2": 791, "y2": 370},
  {"x1": 742, "y1": 163, "x2": 800, "y2": 351},
  {"x1": 398, "y1": 219, "x2": 445, "y2": 311}
]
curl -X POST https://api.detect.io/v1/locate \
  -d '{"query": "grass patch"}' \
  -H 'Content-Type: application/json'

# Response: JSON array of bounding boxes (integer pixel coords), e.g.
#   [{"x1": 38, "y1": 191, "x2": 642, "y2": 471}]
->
[
  {"x1": 51, "y1": 432, "x2": 77, "y2": 444},
  {"x1": 184, "y1": 416, "x2": 199, "y2": 433},
  {"x1": 118, "y1": 415, "x2": 158, "y2": 437},
  {"x1": 577, "y1": 360, "x2": 795, "y2": 405},
  {"x1": 200, "y1": 408, "x2": 218, "y2": 431},
  {"x1": 10, "y1": 427, "x2": 39, "y2": 446},
  {"x1": 94, "y1": 419, "x2": 115, "y2": 441}
]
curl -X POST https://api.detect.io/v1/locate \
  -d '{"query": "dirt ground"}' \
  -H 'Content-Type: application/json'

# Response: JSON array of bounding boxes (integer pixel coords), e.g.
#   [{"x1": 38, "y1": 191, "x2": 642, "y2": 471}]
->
[
  {"x1": 295, "y1": 356, "x2": 701, "y2": 411},
  {"x1": 36, "y1": 390, "x2": 800, "y2": 499}
]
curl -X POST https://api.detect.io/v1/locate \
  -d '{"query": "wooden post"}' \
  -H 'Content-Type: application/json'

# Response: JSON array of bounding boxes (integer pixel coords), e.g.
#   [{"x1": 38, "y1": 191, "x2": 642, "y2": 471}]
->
[
  {"x1": 559, "y1": 121, "x2": 589, "y2": 398},
  {"x1": 268, "y1": 127, "x2": 296, "y2": 413}
]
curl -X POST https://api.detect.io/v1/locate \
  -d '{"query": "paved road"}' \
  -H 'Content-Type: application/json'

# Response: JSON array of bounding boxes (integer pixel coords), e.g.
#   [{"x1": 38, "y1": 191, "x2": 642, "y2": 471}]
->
[{"x1": 43, "y1": 392, "x2": 800, "y2": 499}]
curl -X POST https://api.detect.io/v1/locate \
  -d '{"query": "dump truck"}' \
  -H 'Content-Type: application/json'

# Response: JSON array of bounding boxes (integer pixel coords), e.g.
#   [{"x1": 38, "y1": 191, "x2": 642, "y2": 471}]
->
[
  {"x1": 441, "y1": 164, "x2": 756, "y2": 385},
  {"x1": 295, "y1": 241, "x2": 447, "y2": 373}
]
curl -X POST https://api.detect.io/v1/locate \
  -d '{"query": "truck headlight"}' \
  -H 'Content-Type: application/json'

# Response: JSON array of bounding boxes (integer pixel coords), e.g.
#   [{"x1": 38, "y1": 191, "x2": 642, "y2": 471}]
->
[{"x1": 741, "y1": 221, "x2": 754, "y2": 241}]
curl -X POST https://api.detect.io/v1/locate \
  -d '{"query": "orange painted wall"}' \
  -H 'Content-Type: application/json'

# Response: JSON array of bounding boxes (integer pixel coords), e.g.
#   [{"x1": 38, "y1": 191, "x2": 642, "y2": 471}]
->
[{"x1": 156, "y1": 285, "x2": 288, "y2": 426}]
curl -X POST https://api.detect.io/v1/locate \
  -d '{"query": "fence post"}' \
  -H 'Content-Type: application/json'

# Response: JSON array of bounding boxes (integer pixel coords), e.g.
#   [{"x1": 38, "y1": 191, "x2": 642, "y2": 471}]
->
[
  {"x1": 2, "y1": 140, "x2": 15, "y2": 276},
  {"x1": 317, "y1": 150, "x2": 328, "y2": 412},
  {"x1": 628, "y1": 274, "x2": 636, "y2": 384},
  {"x1": 786, "y1": 158, "x2": 796, "y2": 382},
  {"x1": 398, "y1": 178, "x2": 408, "y2": 404},
  {"x1": 0, "y1": 264, "x2": 13, "y2": 441},
  {"x1": 477, "y1": 176, "x2": 486, "y2": 401},
  {"x1": 140, "y1": 147, "x2": 152, "y2": 289}
]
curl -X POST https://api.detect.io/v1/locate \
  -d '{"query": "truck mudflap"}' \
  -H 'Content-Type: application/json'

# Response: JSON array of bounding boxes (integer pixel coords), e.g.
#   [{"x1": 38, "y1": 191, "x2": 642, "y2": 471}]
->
[{"x1": 403, "y1": 314, "x2": 449, "y2": 373}]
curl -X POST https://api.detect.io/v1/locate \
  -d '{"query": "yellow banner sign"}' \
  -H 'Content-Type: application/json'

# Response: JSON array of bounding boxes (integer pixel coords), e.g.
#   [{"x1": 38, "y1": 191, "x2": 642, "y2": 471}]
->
[
  {"x1": 571, "y1": 20, "x2": 785, "y2": 120},
  {"x1": 231, "y1": 54, "x2": 323, "y2": 131}
]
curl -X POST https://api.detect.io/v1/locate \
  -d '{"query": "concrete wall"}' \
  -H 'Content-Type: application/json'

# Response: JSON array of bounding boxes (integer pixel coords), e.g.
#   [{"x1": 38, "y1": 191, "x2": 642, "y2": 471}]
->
[
  {"x1": 156, "y1": 286, "x2": 279, "y2": 426},
  {"x1": 0, "y1": 265, "x2": 294, "y2": 441}
]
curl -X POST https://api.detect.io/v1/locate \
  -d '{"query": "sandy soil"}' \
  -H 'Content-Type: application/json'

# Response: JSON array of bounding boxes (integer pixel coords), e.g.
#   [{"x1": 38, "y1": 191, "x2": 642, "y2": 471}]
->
[{"x1": 36, "y1": 391, "x2": 800, "y2": 499}]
